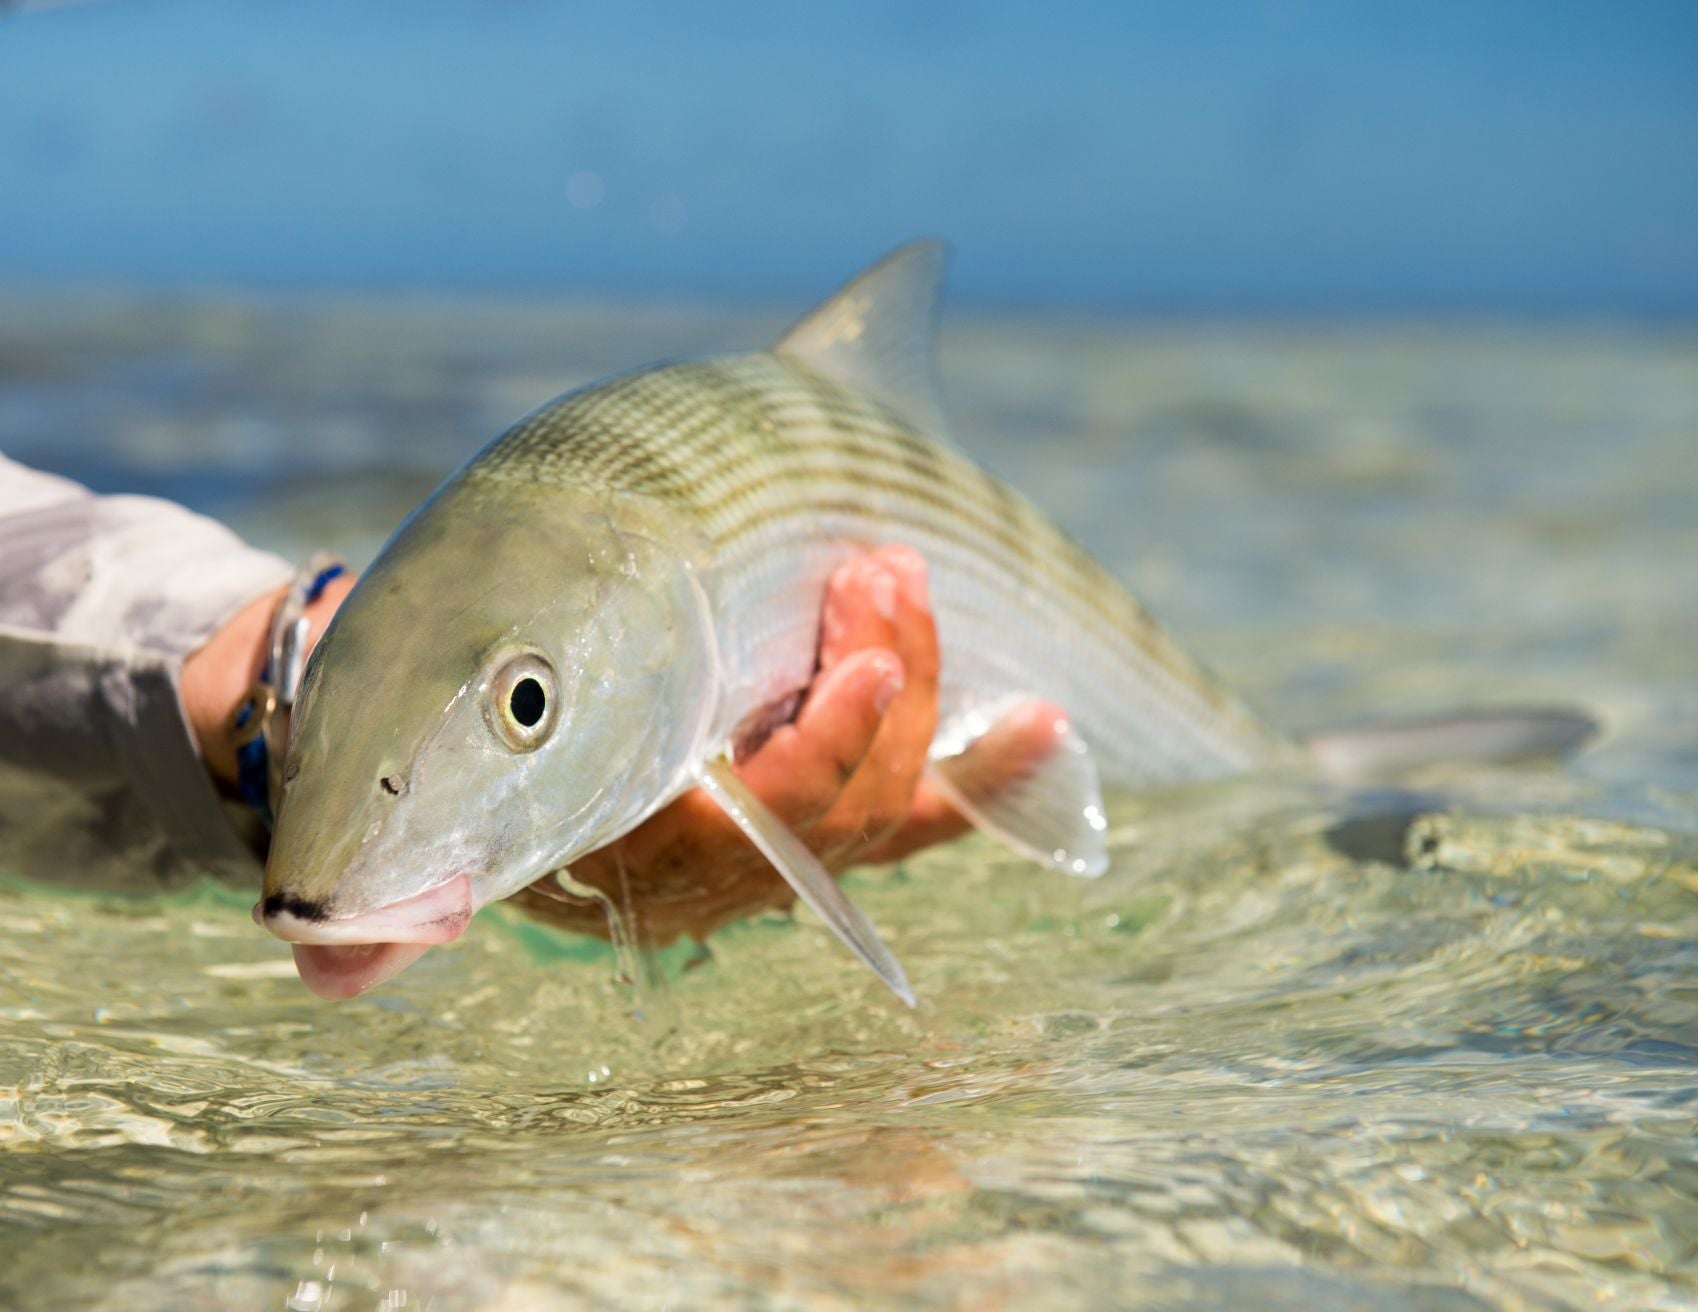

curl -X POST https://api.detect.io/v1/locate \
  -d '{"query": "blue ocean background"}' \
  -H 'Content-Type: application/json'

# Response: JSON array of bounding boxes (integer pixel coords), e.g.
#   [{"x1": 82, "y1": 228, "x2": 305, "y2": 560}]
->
[{"x1": 1, "y1": 0, "x2": 1694, "y2": 314}]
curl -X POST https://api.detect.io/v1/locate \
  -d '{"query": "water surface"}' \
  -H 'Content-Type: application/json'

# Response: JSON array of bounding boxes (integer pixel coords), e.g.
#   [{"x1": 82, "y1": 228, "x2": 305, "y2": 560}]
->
[{"x1": 1, "y1": 294, "x2": 1695, "y2": 1309}]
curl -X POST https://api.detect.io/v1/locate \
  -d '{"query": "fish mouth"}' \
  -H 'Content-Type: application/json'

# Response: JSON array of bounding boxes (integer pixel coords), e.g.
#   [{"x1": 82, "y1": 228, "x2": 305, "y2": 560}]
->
[{"x1": 252, "y1": 873, "x2": 474, "y2": 1000}]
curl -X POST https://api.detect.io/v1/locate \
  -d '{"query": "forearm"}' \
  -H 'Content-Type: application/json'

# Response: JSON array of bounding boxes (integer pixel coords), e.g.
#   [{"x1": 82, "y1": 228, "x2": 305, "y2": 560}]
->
[{"x1": 0, "y1": 454, "x2": 292, "y2": 888}]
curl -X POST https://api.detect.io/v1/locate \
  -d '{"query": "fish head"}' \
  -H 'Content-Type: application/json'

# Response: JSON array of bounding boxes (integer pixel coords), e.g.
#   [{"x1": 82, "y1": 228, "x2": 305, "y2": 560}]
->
[{"x1": 258, "y1": 481, "x2": 716, "y2": 997}]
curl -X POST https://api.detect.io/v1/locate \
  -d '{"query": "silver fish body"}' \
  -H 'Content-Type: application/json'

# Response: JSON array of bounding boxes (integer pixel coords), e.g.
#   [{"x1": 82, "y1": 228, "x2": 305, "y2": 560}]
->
[
  {"x1": 261, "y1": 243, "x2": 1301, "y2": 1000},
  {"x1": 475, "y1": 350, "x2": 1287, "y2": 791}
]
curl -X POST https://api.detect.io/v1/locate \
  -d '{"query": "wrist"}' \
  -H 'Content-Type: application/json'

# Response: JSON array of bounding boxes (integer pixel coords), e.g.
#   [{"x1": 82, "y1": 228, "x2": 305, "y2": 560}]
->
[{"x1": 184, "y1": 572, "x2": 354, "y2": 789}]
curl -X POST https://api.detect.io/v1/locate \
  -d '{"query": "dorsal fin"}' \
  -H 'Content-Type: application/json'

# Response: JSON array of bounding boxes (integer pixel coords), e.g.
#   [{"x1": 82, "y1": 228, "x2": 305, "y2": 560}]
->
[{"x1": 774, "y1": 239, "x2": 951, "y2": 435}]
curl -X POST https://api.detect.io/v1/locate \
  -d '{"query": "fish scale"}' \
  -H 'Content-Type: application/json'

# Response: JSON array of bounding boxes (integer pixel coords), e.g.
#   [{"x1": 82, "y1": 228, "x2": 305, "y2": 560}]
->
[{"x1": 472, "y1": 345, "x2": 1289, "y2": 790}]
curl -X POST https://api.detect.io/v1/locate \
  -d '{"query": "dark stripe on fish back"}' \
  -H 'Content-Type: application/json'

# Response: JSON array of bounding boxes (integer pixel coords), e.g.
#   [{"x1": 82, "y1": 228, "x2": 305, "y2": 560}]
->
[{"x1": 468, "y1": 353, "x2": 1264, "y2": 736}]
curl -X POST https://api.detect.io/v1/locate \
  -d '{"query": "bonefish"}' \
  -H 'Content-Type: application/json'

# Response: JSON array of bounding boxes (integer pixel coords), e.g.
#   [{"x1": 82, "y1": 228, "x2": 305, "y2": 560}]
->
[{"x1": 258, "y1": 243, "x2": 1590, "y2": 1001}]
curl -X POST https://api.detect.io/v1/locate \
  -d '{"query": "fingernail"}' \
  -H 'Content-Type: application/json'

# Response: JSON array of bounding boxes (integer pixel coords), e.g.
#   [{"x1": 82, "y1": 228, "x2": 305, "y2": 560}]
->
[
  {"x1": 883, "y1": 545, "x2": 929, "y2": 608},
  {"x1": 827, "y1": 557, "x2": 860, "y2": 593},
  {"x1": 871, "y1": 656, "x2": 905, "y2": 714},
  {"x1": 867, "y1": 565, "x2": 898, "y2": 622}
]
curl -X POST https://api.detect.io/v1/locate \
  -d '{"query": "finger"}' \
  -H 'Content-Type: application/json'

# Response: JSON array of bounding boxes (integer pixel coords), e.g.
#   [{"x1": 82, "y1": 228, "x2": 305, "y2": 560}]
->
[
  {"x1": 814, "y1": 546, "x2": 941, "y2": 851},
  {"x1": 859, "y1": 697, "x2": 1069, "y2": 863},
  {"x1": 856, "y1": 777, "x2": 975, "y2": 862},
  {"x1": 878, "y1": 544, "x2": 941, "y2": 688},
  {"x1": 733, "y1": 552, "x2": 907, "y2": 832},
  {"x1": 818, "y1": 552, "x2": 902, "y2": 671},
  {"x1": 734, "y1": 647, "x2": 906, "y2": 831}
]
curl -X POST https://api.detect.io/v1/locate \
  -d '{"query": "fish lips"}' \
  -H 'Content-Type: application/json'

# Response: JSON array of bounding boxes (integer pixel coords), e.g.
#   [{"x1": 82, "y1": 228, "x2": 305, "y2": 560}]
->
[{"x1": 253, "y1": 873, "x2": 474, "y2": 1000}]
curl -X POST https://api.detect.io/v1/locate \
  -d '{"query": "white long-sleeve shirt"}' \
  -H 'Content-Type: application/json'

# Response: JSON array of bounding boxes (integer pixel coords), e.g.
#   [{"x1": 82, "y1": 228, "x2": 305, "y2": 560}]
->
[{"x1": 0, "y1": 455, "x2": 292, "y2": 892}]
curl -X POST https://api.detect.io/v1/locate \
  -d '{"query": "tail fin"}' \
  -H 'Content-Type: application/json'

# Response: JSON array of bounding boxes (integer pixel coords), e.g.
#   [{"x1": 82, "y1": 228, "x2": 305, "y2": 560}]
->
[{"x1": 1303, "y1": 706, "x2": 1597, "y2": 785}]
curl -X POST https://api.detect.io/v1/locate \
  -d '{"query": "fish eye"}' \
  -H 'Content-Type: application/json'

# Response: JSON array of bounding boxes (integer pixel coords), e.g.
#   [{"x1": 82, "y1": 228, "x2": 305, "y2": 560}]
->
[
  {"x1": 510, "y1": 678, "x2": 546, "y2": 727},
  {"x1": 486, "y1": 652, "x2": 558, "y2": 752}
]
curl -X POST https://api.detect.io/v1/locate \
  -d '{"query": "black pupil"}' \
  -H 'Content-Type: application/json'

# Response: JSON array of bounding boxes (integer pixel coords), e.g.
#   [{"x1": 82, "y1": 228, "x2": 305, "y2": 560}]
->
[{"x1": 509, "y1": 677, "x2": 547, "y2": 728}]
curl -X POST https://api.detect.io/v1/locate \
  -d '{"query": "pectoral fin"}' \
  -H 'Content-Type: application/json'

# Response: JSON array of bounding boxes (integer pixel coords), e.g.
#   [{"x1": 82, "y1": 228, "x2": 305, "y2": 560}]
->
[
  {"x1": 692, "y1": 758, "x2": 916, "y2": 1007},
  {"x1": 929, "y1": 700, "x2": 1109, "y2": 877}
]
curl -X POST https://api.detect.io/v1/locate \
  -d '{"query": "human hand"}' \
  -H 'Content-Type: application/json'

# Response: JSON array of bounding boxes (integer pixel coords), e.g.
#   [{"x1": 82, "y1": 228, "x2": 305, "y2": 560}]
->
[
  {"x1": 511, "y1": 545, "x2": 1064, "y2": 946},
  {"x1": 182, "y1": 571, "x2": 357, "y2": 790}
]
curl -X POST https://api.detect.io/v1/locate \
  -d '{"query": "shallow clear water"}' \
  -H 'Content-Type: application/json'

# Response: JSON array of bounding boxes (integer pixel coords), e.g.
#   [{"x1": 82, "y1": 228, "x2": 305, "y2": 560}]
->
[{"x1": 2, "y1": 295, "x2": 1696, "y2": 1309}]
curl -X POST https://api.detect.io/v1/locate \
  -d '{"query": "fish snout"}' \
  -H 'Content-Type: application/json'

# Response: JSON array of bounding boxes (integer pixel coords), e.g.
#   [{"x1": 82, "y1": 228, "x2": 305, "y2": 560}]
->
[
  {"x1": 253, "y1": 874, "x2": 476, "y2": 1000},
  {"x1": 253, "y1": 872, "x2": 474, "y2": 947}
]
